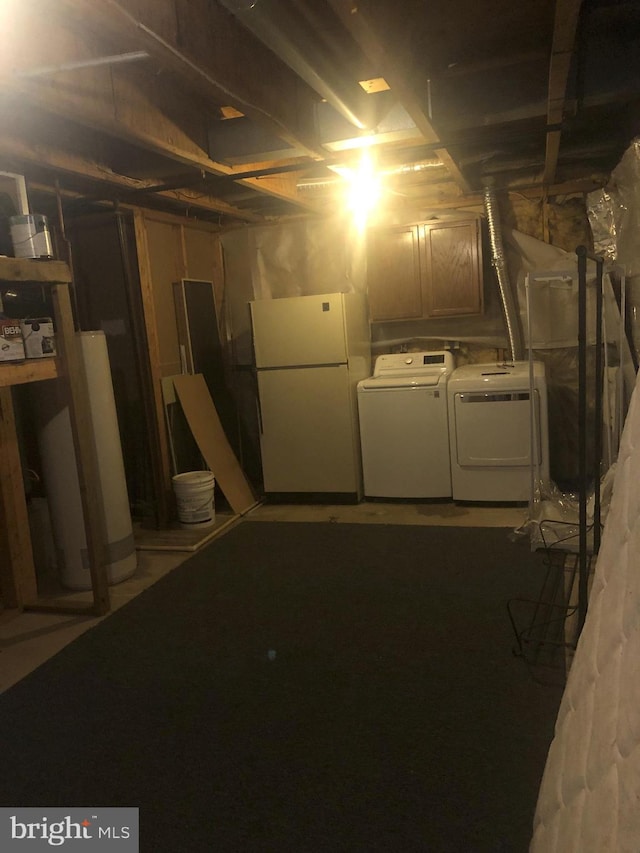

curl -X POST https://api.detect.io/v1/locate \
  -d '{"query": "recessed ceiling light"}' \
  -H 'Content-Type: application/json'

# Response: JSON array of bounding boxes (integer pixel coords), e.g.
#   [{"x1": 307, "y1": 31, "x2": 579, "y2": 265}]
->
[
  {"x1": 220, "y1": 106, "x2": 244, "y2": 119},
  {"x1": 358, "y1": 77, "x2": 390, "y2": 94}
]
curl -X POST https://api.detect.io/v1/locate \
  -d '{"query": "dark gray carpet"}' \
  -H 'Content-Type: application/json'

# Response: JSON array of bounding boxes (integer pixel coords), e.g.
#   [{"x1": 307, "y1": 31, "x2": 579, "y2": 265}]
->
[{"x1": 0, "y1": 522, "x2": 562, "y2": 852}]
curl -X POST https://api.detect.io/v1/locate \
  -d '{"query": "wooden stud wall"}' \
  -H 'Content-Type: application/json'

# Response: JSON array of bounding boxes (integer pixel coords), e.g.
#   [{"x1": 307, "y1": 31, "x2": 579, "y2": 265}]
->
[{"x1": 132, "y1": 209, "x2": 228, "y2": 514}]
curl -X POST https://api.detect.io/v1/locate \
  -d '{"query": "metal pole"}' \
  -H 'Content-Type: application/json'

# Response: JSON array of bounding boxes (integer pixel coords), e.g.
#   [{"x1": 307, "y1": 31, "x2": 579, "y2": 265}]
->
[
  {"x1": 525, "y1": 273, "x2": 537, "y2": 512},
  {"x1": 594, "y1": 258, "x2": 604, "y2": 555},
  {"x1": 576, "y1": 246, "x2": 589, "y2": 638}
]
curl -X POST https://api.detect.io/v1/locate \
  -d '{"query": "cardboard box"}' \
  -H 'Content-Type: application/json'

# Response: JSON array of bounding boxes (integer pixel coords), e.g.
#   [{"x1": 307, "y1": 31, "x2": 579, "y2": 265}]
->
[
  {"x1": 20, "y1": 318, "x2": 56, "y2": 358},
  {"x1": 0, "y1": 318, "x2": 25, "y2": 361}
]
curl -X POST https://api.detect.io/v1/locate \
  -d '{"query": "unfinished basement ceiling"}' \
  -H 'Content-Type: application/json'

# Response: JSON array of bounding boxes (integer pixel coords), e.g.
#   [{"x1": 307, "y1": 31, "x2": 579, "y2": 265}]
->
[{"x1": 1, "y1": 0, "x2": 639, "y2": 224}]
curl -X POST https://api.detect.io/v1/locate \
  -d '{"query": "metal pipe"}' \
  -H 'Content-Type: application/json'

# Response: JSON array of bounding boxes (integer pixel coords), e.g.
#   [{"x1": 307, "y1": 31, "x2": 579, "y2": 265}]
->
[
  {"x1": 483, "y1": 183, "x2": 524, "y2": 362},
  {"x1": 14, "y1": 51, "x2": 150, "y2": 78}
]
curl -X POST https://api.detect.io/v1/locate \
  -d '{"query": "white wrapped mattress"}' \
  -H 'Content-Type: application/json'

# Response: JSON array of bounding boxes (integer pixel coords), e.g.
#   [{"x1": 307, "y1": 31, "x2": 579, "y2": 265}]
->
[{"x1": 531, "y1": 368, "x2": 640, "y2": 852}]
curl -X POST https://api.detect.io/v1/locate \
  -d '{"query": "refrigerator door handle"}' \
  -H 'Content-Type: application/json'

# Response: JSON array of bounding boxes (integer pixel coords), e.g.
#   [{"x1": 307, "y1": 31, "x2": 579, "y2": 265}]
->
[{"x1": 256, "y1": 388, "x2": 264, "y2": 435}]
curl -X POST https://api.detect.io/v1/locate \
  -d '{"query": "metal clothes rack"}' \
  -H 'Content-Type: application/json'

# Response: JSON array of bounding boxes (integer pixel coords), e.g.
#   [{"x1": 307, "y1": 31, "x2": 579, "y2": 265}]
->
[
  {"x1": 508, "y1": 248, "x2": 607, "y2": 679},
  {"x1": 576, "y1": 246, "x2": 604, "y2": 636}
]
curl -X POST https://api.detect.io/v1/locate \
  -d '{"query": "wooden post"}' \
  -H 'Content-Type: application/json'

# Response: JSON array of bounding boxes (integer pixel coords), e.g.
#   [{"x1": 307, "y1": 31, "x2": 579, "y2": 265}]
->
[
  {"x1": 0, "y1": 387, "x2": 37, "y2": 607},
  {"x1": 133, "y1": 210, "x2": 173, "y2": 526}
]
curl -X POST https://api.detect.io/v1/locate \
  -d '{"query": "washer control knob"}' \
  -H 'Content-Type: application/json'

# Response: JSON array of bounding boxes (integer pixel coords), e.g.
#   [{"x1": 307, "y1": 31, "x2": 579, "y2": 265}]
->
[{"x1": 405, "y1": 357, "x2": 413, "y2": 364}]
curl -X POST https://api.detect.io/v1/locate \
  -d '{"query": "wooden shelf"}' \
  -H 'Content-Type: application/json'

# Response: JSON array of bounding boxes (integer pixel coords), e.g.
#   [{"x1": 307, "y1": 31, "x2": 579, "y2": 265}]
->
[
  {"x1": 0, "y1": 358, "x2": 58, "y2": 387},
  {"x1": 0, "y1": 257, "x2": 72, "y2": 284},
  {"x1": 0, "y1": 269, "x2": 110, "y2": 618}
]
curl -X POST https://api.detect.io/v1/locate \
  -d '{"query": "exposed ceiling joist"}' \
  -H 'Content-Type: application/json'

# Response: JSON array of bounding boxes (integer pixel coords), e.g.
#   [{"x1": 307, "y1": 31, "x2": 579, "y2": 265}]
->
[
  {"x1": 325, "y1": 0, "x2": 473, "y2": 194},
  {"x1": 543, "y1": 0, "x2": 584, "y2": 184},
  {"x1": 57, "y1": 0, "x2": 324, "y2": 159},
  {"x1": 440, "y1": 51, "x2": 547, "y2": 79},
  {"x1": 0, "y1": 124, "x2": 264, "y2": 222},
  {"x1": 0, "y1": 0, "x2": 635, "y2": 221},
  {"x1": 0, "y1": 4, "x2": 321, "y2": 214}
]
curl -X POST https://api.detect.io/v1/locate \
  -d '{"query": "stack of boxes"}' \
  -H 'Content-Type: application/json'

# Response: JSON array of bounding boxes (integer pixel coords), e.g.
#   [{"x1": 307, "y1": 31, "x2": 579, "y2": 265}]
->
[{"x1": 0, "y1": 318, "x2": 56, "y2": 363}]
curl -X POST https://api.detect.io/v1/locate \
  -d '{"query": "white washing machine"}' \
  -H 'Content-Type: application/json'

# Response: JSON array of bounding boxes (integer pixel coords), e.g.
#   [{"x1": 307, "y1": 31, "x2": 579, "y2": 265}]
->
[
  {"x1": 447, "y1": 361, "x2": 550, "y2": 502},
  {"x1": 357, "y1": 351, "x2": 454, "y2": 498}
]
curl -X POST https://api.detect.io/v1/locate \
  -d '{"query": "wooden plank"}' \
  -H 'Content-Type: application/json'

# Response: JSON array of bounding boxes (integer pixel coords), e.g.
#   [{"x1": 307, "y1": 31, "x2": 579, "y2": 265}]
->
[
  {"x1": 440, "y1": 51, "x2": 547, "y2": 78},
  {"x1": 543, "y1": 130, "x2": 563, "y2": 186},
  {"x1": 132, "y1": 210, "x2": 173, "y2": 524},
  {"x1": 0, "y1": 359, "x2": 58, "y2": 388},
  {"x1": 50, "y1": 283, "x2": 111, "y2": 616},
  {"x1": 0, "y1": 258, "x2": 72, "y2": 284},
  {"x1": 172, "y1": 373, "x2": 256, "y2": 515},
  {"x1": 0, "y1": 121, "x2": 262, "y2": 223},
  {"x1": 543, "y1": 0, "x2": 584, "y2": 185},
  {"x1": 326, "y1": 0, "x2": 472, "y2": 194},
  {"x1": 547, "y1": 52, "x2": 575, "y2": 124},
  {"x1": 110, "y1": 63, "x2": 210, "y2": 159},
  {"x1": 552, "y1": 0, "x2": 584, "y2": 52},
  {"x1": 211, "y1": 237, "x2": 226, "y2": 342},
  {"x1": 23, "y1": 600, "x2": 97, "y2": 616},
  {"x1": 134, "y1": 513, "x2": 240, "y2": 552},
  {"x1": 143, "y1": 216, "x2": 185, "y2": 377},
  {"x1": 0, "y1": 6, "x2": 216, "y2": 171},
  {"x1": 0, "y1": 387, "x2": 37, "y2": 607},
  {"x1": 172, "y1": 282, "x2": 194, "y2": 374},
  {"x1": 238, "y1": 171, "x2": 320, "y2": 212},
  {"x1": 183, "y1": 227, "x2": 216, "y2": 281},
  {"x1": 5, "y1": 76, "x2": 216, "y2": 175},
  {"x1": 58, "y1": 0, "x2": 322, "y2": 157},
  {"x1": 132, "y1": 208, "x2": 221, "y2": 231},
  {"x1": 0, "y1": 7, "x2": 310, "y2": 210}
]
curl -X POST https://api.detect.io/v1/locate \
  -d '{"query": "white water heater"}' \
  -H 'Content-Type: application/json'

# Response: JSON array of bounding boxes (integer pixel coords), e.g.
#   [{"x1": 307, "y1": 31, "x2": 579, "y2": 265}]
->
[{"x1": 36, "y1": 331, "x2": 137, "y2": 590}]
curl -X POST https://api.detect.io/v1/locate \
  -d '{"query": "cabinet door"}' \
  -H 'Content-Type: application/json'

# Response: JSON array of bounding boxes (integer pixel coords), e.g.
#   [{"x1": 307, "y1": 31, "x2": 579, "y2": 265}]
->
[
  {"x1": 366, "y1": 225, "x2": 422, "y2": 321},
  {"x1": 421, "y1": 219, "x2": 483, "y2": 317}
]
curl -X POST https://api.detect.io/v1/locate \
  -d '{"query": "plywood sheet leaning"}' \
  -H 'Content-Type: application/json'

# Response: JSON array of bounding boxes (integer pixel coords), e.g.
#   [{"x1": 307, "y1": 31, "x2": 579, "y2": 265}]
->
[{"x1": 172, "y1": 373, "x2": 257, "y2": 515}]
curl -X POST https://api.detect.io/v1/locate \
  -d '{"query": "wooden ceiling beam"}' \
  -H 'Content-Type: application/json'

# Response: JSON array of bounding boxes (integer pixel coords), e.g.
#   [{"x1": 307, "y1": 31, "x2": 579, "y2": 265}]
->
[
  {"x1": 0, "y1": 6, "x2": 214, "y2": 170},
  {"x1": 325, "y1": 0, "x2": 472, "y2": 194},
  {"x1": 56, "y1": 0, "x2": 324, "y2": 159},
  {"x1": 543, "y1": 0, "x2": 584, "y2": 185},
  {"x1": 0, "y1": 127, "x2": 265, "y2": 222},
  {"x1": 0, "y1": 3, "x2": 321, "y2": 213},
  {"x1": 2, "y1": 73, "x2": 245, "y2": 183},
  {"x1": 439, "y1": 51, "x2": 547, "y2": 79},
  {"x1": 239, "y1": 171, "x2": 310, "y2": 210}
]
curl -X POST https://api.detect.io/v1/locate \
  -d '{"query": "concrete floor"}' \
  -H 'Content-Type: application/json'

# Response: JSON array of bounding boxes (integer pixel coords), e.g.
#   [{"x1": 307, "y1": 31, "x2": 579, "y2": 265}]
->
[{"x1": 0, "y1": 501, "x2": 527, "y2": 693}]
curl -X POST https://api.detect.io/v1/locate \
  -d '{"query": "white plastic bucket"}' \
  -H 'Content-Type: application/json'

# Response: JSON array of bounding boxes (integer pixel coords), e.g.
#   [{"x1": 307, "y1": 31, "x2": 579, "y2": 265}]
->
[{"x1": 172, "y1": 471, "x2": 215, "y2": 529}]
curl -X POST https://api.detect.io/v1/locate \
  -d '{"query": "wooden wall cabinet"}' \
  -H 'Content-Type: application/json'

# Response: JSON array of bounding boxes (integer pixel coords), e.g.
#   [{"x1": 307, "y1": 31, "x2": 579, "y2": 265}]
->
[{"x1": 367, "y1": 217, "x2": 484, "y2": 322}]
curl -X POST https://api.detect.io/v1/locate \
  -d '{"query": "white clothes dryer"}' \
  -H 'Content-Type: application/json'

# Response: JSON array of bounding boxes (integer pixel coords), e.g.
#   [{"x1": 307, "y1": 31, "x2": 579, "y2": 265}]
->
[
  {"x1": 357, "y1": 351, "x2": 454, "y2": 498},
  {"x1": 447, "y1": 361, "x2": 550, "y2": 502}
]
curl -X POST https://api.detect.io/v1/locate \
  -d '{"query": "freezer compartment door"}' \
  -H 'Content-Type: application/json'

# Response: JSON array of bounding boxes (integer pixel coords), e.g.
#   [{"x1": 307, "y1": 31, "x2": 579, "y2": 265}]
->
[
  {"x1": 251, "y1": 294, "x2": 348, "y2": 368},
  {"x1": 453, "y1": 391, "x2": 541, "y2": 467},
  {"x1": 257, "y1": 365, "x2": 359, "y2": 493}
]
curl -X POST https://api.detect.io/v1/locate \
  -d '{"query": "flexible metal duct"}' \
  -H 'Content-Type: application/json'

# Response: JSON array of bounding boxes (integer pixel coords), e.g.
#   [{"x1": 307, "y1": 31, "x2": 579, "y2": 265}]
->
[
  {"x1": 218, "y1": 0, "x2": 373, "y2": 130},
  {"x1": 483, "y1": 184, "x2": 524, "y2": 361}
]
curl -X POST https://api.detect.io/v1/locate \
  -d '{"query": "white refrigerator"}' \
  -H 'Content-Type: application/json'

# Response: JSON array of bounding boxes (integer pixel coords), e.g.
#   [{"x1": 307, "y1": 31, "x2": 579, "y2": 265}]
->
[{"x1": 250, "y1": 292, "x2": 371, "y2": 499}]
